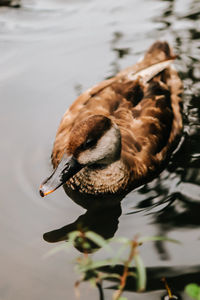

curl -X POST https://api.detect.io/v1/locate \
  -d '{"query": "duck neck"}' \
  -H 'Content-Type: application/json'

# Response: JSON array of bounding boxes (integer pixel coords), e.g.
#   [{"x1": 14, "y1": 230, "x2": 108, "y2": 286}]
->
[{"x1": 67, "y1": 159, "x2": 129, "y2": 194}]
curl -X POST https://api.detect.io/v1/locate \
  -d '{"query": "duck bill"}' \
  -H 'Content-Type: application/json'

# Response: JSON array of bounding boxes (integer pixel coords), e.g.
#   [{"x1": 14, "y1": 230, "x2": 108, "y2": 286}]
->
[{"x1": 39, "y1": 154, "x2": 83, "y2": 197}]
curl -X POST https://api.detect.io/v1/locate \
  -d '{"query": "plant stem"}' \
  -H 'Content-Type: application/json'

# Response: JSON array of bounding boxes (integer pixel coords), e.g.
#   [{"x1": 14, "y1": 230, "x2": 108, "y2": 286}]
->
[
  {"x1": 97, "y1": 282, "x2": 104, "y2": 300},
  {"x1": 162, "y1": 277, "x2": 173, "y2": 298},
  {"x1": 113, "y1": 239, "x2": 138, "y2": 300},
  {"x1": 79, "y1": 231, "x2": 89, "y2": 258}
]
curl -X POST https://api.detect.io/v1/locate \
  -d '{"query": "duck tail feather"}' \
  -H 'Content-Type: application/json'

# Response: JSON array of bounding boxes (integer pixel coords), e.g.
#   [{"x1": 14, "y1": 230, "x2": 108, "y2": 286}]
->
[{"x1": 145, "y1": 41, "x2": 176, "y2": 62}]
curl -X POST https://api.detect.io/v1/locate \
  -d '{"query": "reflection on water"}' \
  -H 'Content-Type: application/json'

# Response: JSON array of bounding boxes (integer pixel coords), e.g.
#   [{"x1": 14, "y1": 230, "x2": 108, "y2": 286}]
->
[
  {"x1": 44, "y1": 204, "x2": 122, "y2": 252},
  {"x1": 0, "y1": 0, "x2": 200, "y2": 299},
  {"x1": 108, "y1": 31, "x2": 130, "y2": 78},
  {"x1": 99, "y1": 263, "x2": 200, "y2": 294},
  {"x1": 0, "y1": 0, "x2": 20, "y2": 8}
]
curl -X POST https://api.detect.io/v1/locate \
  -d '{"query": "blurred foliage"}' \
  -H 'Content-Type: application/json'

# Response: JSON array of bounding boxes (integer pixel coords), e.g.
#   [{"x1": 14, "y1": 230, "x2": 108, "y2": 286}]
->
[
  {"x1": 47, "y1": 230, "x2": 179, "y2": 300},
  {"x1": 185, "y1": 284, "x2": 200, "y2": 300}
]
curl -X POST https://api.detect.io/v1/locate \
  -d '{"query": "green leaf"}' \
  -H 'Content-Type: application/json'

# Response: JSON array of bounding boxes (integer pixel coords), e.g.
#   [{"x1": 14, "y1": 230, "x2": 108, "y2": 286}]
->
[
  {"x1": 78, "y1": 259, "x2": 114, "y2": 273},
  {"x1": 68, "y1": 231, "x2": 81, "y2": 243},
  {"x1": 43, "y1": 243, "x2": 71, "y2": 258},
  {"x1": 80, "y1": 241, "x2": 91, "y2": 250},
  {"x1": 185, "y1": 283, "x2": 200, "y2": 300},
  {"x1": 89, "y1": 277, "x2": 98, "y2": 287},
  {"x1": 85, "y1": 231, "x2": 112, "y2": 253},
  {"x1": 100, "y1": 273, "x2": 121, "y2": 280},
  {"x1": 134, "y1": 253, "x2": 146, "y2": 292},
  {"x1": 127, "y1": 271, "x2": 137, "y2": 278},
  {"x1": 138, "y1": 236, "x2": 180, "y2": 244},
  {"x1": 118, "y1": 297, "x2": 128, "y2": 300},
  {"x1": 112, "y1": 237, "x2": 130, "y2": 244}
]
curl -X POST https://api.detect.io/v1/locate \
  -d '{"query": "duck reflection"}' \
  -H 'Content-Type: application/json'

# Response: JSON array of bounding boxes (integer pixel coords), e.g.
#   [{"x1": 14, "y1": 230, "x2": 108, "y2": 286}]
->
[{"x1": 44, "y1": 201, "x2": 122, "y2": 252}]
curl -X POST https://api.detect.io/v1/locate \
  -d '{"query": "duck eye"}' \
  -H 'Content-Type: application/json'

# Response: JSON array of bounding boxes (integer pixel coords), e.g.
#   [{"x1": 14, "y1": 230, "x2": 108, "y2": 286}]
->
[{"x1": 84, "y1": 138, "x2": 97, "y2": 149}]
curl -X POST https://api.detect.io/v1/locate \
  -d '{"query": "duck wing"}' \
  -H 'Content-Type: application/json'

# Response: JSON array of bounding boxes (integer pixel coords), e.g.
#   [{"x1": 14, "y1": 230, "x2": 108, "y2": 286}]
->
[{"x1": 111, "y1": 42, "x2": 183, "y2": 182}]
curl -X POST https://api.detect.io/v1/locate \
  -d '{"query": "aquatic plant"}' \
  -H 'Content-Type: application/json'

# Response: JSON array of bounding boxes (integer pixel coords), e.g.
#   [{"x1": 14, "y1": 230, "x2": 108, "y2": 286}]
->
[
  {"x1": 185, "y1": 284, "x2": 200, "y2": 300},
  {"x1": 46, "y1": 231, "x2": 179, "y2": 300}
]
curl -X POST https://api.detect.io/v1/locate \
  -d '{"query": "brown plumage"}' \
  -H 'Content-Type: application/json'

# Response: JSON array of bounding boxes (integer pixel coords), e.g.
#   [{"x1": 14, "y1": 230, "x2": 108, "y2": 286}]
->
[{"x1": 40, "y1": 41, "x2": 182, "y2": 200}]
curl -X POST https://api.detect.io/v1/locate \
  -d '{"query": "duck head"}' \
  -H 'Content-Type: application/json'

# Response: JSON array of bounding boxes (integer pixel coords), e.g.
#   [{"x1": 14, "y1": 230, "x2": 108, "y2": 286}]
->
[{"x1": 39, "y1": 115, "x2": 121, "y2": 197}]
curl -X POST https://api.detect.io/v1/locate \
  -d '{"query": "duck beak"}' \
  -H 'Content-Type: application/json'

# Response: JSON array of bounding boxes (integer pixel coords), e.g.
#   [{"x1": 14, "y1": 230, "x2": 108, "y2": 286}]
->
[{"x1": 39, "y1": 154, "x2": 83, "y2": 197}]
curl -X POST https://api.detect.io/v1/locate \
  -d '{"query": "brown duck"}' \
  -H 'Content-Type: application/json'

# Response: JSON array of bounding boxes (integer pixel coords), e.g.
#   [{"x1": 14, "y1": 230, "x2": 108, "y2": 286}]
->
[{"x1": 39, "y1": 41, "x2": 182, "y2": 201}]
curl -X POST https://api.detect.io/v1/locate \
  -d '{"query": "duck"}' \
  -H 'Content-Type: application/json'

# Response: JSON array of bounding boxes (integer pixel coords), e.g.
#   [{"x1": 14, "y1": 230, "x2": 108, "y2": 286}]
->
[{"x1": 39, "y1": 41, "x2": 182, "y2": 201}]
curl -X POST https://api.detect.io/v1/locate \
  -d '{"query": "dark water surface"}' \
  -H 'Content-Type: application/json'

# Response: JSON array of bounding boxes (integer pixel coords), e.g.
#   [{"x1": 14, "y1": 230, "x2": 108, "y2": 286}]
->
[{"x1": 0, "y1": 0, "x2": 200, "y2": 299}]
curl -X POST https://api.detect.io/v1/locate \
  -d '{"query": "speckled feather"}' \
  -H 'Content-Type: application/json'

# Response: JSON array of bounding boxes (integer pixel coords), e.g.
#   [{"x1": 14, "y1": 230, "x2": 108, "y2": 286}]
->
[{"x1": 51, "y1": 41, "x2": 182, "y2": 195}]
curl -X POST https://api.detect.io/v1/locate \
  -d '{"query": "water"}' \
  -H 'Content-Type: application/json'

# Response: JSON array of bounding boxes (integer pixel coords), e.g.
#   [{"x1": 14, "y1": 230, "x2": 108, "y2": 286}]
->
[{"x1": 0, "y1": 0, "x2": 200, "y2": 299}]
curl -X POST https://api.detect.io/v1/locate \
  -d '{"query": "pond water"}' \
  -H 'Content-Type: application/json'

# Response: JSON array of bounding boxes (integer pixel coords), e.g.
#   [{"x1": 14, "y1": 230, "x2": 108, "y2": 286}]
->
[{"x1": 0, "y1": 0, "x2": 200, "y2": 299}]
